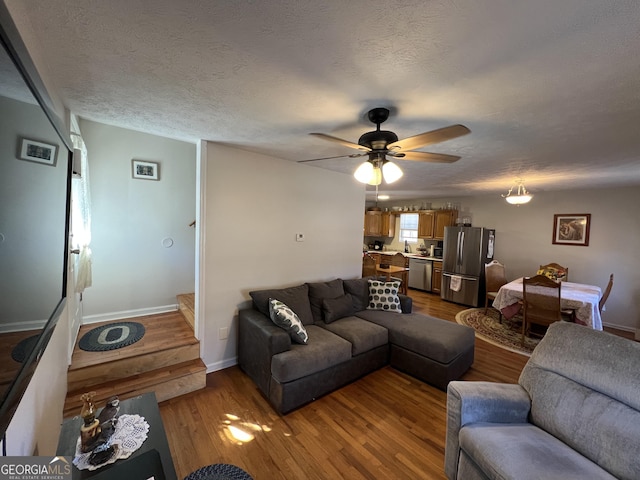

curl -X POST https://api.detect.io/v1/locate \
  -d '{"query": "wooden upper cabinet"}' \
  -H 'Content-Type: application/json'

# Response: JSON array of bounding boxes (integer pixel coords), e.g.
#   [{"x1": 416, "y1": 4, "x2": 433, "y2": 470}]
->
[
  {"x1": 418, "y1": 211, "x2": 435, "y2": 238},
  {"x1": 364, "y1": 211, "x2": 382, "y2": 236},
  {"x1": 434, "y1": 210, "x2": 457, "y2": 239},
  {"x1": 364, "y1": 211, "x2": 395, "y2": 237},
  {"x1": 418, "y1": 210, "x2": 458, "y2": 239},
  {"x1": 381, "y1": 212, "x2": 395, "y2": 238}
]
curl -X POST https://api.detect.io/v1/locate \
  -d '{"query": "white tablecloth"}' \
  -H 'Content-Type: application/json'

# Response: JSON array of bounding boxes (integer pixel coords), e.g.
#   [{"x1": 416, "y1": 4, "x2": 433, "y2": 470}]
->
[{"x1": 492, "y1": 278, "x2": 603, "y2": 330}]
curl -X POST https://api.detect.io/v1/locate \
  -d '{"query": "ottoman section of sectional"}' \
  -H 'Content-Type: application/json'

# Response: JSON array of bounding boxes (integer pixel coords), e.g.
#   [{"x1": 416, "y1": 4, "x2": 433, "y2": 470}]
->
[{"x1": 355, "y1": 310, "x2": 475, "y2": 390}]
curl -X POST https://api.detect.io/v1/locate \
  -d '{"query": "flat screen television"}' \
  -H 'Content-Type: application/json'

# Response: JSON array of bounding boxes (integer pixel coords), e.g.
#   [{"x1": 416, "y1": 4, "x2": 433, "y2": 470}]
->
[{"x1": 0, "y1": 5, "x2": 72, "y2": 441}]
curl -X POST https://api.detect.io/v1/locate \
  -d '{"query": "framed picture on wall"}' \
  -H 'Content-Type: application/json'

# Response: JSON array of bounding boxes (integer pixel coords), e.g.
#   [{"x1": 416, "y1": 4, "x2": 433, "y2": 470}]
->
[
  {"x1": 552, "y1": 213, "x2": 591, "y2": 246},
  {"x1": 132, "y1": 159, "x2": 160, "y2": 180},
  {"x1": 19, "y1": 138, "x2": 58, "y2": 166}
]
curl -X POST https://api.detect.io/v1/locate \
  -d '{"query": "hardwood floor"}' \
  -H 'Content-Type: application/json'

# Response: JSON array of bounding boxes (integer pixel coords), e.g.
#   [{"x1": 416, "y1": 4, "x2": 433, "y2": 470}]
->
[{"x1": 158, "y1": 290, "x2": 633, "y2": 479}]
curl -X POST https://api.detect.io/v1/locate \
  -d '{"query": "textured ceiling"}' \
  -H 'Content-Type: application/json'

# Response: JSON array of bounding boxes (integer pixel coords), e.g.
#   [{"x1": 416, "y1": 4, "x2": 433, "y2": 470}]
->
[{"x1": 9, "y1": 0, "x2": 640, "y2": 200}]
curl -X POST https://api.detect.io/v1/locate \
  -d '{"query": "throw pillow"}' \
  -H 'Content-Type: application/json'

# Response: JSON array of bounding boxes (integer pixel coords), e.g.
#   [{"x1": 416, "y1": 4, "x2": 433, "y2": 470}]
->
[
  {"x1": 306, "y1": 278, "x2": 345, "y2": 323},
  {"x1": 367, "y1": 280, "x2": 401, "y2": 312},
  {"x1": 322, "y1": 293, "x2": 355, "y2": 324},
  {"x1": 268, "y1": 298, "x2": 309, "y2": 344},
  {"x1": 249, "y1": 284, "x2": 314, "y2": 325},
  {"x1": 344, "y1": 276, "x2": 376, "y2": 312}
]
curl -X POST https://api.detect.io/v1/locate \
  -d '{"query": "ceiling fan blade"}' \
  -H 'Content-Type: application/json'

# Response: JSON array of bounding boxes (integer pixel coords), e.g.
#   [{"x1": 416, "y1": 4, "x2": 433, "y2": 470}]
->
[
  {"x1": 388, "y1": 124, "x2": 470, "y2": 151},
  {"x1": 399, "y1": 151, "x2": 461, "y2": 163},
  {"x1": 298, "y1": 153, "x2": 367, "y2": 163},
  {"x1": 309, "y1": 133, "x2": 370, "y2": 151}
]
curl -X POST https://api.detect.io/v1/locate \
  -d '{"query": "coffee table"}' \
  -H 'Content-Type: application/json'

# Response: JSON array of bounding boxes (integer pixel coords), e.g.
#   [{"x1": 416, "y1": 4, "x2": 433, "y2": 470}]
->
[{"x1": 57, "y1": 392, "x2": 177, "y2": 480}]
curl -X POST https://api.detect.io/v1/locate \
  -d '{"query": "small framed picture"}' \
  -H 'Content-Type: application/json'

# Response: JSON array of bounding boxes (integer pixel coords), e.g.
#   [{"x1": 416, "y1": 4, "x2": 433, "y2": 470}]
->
[
  {"x1": 19, "y1": 138, "x2": 58, "y2": 166},
  {"x1": 132, "y1": 159, "x2": 160, "y2": 180},
  {"x1": 552, "y1": 214, "x2": 591, "y2": 246}
]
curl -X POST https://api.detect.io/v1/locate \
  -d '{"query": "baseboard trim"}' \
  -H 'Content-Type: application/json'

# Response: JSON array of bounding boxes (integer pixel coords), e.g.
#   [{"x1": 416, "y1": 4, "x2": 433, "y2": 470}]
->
[
  {"x1": 205, "y1": 357, "x2": 237, "y2": 374},
  {"x1": 602, "y1": 321, "x2": 636, "y2": 334},
  {"x1": 0, "y1": 319, "x2": 45, "y2": 334},
  {"x1": 82, "y1": 304, "x2": 179, "y2": 324}
]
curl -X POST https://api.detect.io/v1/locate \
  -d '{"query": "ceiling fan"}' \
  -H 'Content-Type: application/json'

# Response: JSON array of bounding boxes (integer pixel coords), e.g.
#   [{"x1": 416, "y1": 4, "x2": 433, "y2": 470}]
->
[{"x1": 299, "y1": 107, "x2": 470, "y2": 185}]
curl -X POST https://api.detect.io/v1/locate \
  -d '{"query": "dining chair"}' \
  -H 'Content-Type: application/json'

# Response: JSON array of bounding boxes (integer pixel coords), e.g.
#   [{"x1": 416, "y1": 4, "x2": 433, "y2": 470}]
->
[
  {"x1": 389, "y1": 252, "x2": 409, "y2": 295},
  {"x1": 362, "y1": 253, "x2": 378, "y2": 278},
  {"x1": 538, "y1": 262, "x2": 569, "y2": 282},
  {"x1": 522, "y1": 274, "x2": 562, "y2": 345},
  {"x1": 599, "y1": 273, "x2": 614, "y2": 314},
  {"x1": 484, "y1": 260, "x2": 508, "y2": 323}
]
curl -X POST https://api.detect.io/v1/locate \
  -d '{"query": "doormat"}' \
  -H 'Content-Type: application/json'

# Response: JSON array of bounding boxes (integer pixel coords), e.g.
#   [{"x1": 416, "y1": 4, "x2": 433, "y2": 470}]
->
[
  {"x1": 79, "y1": 321, "x2": 145, "y2": 352},
  {"x1": 184, "y1": 464, "x2": 254, "y2": 480},
  {"x1": 11, "y1": 334, "x2": 39, "y2": 363},
  {"x1": 455, "y1": 308, "x2": 539, "y2": 356}
]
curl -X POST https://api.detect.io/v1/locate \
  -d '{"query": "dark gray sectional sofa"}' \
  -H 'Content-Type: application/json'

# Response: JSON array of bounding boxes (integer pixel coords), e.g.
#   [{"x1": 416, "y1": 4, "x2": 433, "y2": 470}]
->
[{"x1": 238, "y1": 277, "x2": 475, "y2": 414}]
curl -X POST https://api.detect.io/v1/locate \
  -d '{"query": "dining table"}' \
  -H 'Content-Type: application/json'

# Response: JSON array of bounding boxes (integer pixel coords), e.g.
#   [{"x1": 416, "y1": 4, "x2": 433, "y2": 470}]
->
[
  {"x1": 492, "y1": 277, "x2": 603, "y2": 330},
  {"x1": 375, "y1": 264, "x2": 410, "y2": 294}
]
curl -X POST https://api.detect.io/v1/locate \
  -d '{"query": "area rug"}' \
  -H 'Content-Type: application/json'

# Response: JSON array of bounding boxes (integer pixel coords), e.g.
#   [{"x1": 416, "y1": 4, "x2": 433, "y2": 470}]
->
[
  {"x1": 78, "y1": 321, "x2": 145, "y2": 352},
  {"x1": 11, "y1": 334, "x2": 39, "y2": 363},
  {"x1": 455, "y1": 308, "x2": 539, "y2": 356}
]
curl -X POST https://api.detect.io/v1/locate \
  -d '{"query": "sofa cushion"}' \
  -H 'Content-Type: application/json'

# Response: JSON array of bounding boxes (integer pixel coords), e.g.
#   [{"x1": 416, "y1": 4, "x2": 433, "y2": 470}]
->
[
  {"x1": 306, "y1": 278, "x2": 345, "y2": 323},
  {"x1": 459, "y1": 423, "x2": 617, "y2": 479},
  {"x1": 317, "y1": 315, "x2": 388, "y2": 356},
  {"x1": 356, "y1": 310, "x2": 474, "y2": 365},
  {"x1": 250, "y1": 283, "x2": 314, "y2": 325},
  {"x1": 343, "y1": 276, "x2": 376, "y2": 312},
  {"x1": 322, "y1": 294, "x2": 355, "y2": 323},
  {"x1": 367, "y1": 280, "x2": 402, "y2": 312},
  {"x1": 269, "y1": 299, "x2": 308, "y2": 345},
  {"x1": 271, "y1": 325, "x2": 353, "y2": 383}
]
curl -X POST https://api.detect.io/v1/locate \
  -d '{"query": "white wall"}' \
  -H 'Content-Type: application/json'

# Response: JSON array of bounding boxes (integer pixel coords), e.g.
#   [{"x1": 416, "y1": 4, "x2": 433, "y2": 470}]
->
[
  {"x1": 377, "y1": 186, "x2": 640, "y2": 332},
  {"x1": 79, "y1": 120, "x2": 197, "y2": 321},
  {"x1": 201, "y1": 143, "x2": 364, "y2": 371}
]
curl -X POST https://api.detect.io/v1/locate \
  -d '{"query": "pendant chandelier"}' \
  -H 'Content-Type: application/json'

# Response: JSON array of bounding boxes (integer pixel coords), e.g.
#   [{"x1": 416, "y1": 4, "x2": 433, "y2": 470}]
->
[{"x1": 502, "y1": 180, "x2": 533, "y2": 205}]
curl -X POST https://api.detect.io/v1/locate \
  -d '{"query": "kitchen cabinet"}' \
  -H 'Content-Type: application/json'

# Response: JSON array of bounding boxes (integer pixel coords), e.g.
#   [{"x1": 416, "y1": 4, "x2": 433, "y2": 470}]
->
[
  {"x1": 418, "y1": 211, "x2": 435, "y2": 238},
  {"x1": 432, "y1": 261, "x2": 443, "y2": 294},
  {"x1": 418, "y1": 209, "x2": 457, "y2": 239},
  {"x1": 434, "y1": 210, "x2": 457, "y2": 239},
  {"x1": 364, "y1": 211, "x2": 395, "y2": 237}
]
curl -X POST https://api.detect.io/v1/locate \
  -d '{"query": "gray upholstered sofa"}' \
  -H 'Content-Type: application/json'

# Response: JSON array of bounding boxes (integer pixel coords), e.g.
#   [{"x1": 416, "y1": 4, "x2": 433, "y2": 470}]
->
[
  {"x1": 445, "y1": 321, "x2": 640, "y2": 480},
  {"x1": 238, "y1": 277, "x2": 475, "y2": 414}
]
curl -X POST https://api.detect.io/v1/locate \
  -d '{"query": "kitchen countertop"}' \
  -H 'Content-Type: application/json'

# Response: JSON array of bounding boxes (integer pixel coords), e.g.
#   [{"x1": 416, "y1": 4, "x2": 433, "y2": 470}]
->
[{"x1": 366, "y1": 251, "x2": 443, "y2": 261}]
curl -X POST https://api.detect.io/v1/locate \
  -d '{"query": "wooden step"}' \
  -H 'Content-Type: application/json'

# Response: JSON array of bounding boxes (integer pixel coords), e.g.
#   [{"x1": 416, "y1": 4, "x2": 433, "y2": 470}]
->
[
  {"x1": 65, "y1": 309, "x2": 206, "y2": 419},
  {"x1": 177, "y1": 293, "x2": 195, "y2": 331},
  {"x1": 67, "y1": 342, "x2": 200, "y2": 391},
  {"x1": 64, "y1": 358, "x2": 206, "y2": 418}
]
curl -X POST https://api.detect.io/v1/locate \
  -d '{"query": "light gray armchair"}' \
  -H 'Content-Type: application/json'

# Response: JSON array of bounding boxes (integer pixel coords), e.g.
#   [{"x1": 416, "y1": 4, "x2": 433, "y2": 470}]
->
[{"x1": 445, "y1": 322, "x2": 640, "y2": 480}]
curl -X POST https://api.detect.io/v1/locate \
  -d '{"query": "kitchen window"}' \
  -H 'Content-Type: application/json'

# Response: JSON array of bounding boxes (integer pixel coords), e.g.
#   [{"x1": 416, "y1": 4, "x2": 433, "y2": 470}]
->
[{"x1": 399, "y1": 213, "x2": 419, "y2": 244}]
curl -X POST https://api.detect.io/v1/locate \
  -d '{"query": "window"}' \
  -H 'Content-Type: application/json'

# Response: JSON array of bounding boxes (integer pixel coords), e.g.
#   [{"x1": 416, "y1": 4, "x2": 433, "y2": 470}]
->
[{"x1": 399, "y1": 213, "x2": 419, "y2": 244}]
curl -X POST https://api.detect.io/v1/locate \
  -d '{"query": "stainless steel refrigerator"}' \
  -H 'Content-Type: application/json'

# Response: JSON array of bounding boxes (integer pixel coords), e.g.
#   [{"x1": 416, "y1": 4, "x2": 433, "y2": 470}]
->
[{"x1": 441, "y1": 226, "x2": 496, "y2": 307}]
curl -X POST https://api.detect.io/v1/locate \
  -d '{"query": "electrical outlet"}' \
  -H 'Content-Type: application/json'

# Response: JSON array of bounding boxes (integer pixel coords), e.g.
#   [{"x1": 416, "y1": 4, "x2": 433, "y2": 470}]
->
[
  {"x1": 219, "y1": 327, "x2": 229, "y2": 340},
  {"x1": 296, "y1": 233, "x2": 305, "y2": 242}
]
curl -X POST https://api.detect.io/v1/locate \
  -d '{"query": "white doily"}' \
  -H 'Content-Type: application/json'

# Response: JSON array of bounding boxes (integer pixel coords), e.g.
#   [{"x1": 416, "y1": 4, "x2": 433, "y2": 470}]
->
[{"x1": 73, "y1": 414, "x2": 150, "y2": 471}]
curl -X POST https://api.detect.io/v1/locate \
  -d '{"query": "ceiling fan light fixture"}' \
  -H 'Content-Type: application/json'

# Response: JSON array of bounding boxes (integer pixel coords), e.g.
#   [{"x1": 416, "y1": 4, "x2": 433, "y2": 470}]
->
[
  {"x1": 382, "y1": 161, "x2": 403, "y2": 184},
  {"x1": 354, "y1": 161, "x2": 374, "y2": 183},
  {"x1": 503, "y1": 181, "x2": 533, "y2": 205}
]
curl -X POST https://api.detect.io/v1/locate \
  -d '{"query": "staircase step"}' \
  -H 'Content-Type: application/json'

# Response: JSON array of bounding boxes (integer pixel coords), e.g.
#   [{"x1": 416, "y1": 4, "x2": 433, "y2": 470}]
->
[
  {"x1": 67, "y1": 342, "x2": 201, "y2": 391},
  {"x1": 177, "y1": 293, "x2": 195, "y2": 331},
  {"x1": 64, "y1": 358, "x2": 206, "y2": 418}
]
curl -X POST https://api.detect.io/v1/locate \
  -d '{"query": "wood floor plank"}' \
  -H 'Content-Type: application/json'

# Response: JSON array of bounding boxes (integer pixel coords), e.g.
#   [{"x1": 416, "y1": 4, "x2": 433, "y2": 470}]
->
[{"x1": 159, "y1": 289, "x2": 634, "y2": 479}]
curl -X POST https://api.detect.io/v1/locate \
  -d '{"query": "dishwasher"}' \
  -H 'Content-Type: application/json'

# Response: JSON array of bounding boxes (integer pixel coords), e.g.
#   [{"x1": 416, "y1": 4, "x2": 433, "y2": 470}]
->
[{"x1": 408, "y1": 257, "x2": 432, "y2": 291}]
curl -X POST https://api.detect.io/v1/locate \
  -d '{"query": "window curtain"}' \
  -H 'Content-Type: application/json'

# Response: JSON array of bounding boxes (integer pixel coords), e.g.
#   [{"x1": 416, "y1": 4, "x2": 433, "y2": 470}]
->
[{"x1": 71, "y1": 134, "x2": 92, "y2": 293}]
